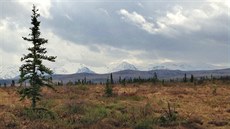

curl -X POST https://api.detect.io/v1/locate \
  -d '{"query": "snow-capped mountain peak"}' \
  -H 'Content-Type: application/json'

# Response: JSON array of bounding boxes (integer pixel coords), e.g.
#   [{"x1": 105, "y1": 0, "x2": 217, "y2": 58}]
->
[
  {"x1": 0, "y1": 65, "x2": 19, "y2": 79},
  {"x1": 77, "y1": 67, "x2": 95, "y2": 74},
  {"x1": 110, "y1": 62, "x2": 138, "y2": 72}
]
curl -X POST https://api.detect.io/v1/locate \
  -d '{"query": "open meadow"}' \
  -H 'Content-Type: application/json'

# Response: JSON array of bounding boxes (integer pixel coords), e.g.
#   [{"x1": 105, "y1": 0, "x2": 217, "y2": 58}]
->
[{"x1": 0, "y1": 81, "x2": 230, "y2": 129}]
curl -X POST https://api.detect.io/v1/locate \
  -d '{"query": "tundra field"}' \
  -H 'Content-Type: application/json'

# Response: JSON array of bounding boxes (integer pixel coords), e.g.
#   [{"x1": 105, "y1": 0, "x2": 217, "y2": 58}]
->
[{"x1": 0, "y1": 81, "x2": 230, "y2": 129}]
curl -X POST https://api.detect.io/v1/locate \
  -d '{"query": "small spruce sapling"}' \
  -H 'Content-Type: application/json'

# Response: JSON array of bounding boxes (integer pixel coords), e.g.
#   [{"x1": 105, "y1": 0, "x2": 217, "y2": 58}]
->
[{"x1": 105, "y1": 79, "x2": 113, "y2": 97}]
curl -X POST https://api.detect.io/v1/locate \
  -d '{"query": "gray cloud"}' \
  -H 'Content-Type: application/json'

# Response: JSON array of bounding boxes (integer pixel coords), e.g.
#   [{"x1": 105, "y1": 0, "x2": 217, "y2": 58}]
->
[{"x1": 0, "y1": 0, "x2": 229, "y2": 73}]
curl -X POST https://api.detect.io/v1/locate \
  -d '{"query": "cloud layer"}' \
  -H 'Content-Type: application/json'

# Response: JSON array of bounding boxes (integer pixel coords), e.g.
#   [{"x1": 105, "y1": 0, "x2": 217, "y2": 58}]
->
[{"x1": 0, "y1": 0, "x2": 229, "y2": 73}]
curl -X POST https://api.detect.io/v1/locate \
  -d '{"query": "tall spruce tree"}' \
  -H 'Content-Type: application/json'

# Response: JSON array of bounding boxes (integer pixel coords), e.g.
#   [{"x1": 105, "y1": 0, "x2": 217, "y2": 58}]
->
[
  {"x1": 110, "y1": 73, "x2": 114, "y2": 84},
  {"x1": 19, "y1": 5, "x2": 56, "y2": 109},
  {"x1": 190, "y1": 74, "x2": 194, "y2": 83},
  {"x1": 183, "y1": 73, "x2": 187, "y2": 83}
]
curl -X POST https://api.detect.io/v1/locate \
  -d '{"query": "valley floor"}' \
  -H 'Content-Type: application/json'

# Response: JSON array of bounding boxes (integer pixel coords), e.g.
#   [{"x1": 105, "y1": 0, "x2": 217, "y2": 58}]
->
[{"x1": 0, "y1": 82, "x2": 230, "y2": 129}]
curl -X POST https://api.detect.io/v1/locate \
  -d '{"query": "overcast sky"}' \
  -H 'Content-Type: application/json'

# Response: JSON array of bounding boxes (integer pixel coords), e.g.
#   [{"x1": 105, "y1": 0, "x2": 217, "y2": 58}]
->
[{"x1": 0, "y1": 0, "x2": 229, "y2": 73}]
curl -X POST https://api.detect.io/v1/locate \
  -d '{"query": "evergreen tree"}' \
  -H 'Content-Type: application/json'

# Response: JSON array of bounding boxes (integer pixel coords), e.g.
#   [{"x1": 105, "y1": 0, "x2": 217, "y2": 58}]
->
[
  {"x1": 104, "y1": 79, "x2": 113, "y2": 97},
  {"x1": 154, "y1": 72, "x2": 158, "y2": 80},
  {"x1": 152, "y1": 72, "x2": 158, "y2": 83},
  {"x1": 119, "y1": 76, "x2": 121, "y2": 84},
  {"x1": 110, "y1": 73, "x2": 114, "y2": 84},
  {"x1": 190, "y1": 74, "x2": 194, "y2": 83},
  {"x1": 122, "y1": 78, "x2": 126, "y2": 86},
  {"x1": 18, "y1": 5, "x2": 56, "y2": 109},
  {"x1": 183, "y1": 73, "x2": 187, "y2": 82},
  {"x1": 83, "y1": 77, "x2": 87, "y2": 84},
  {"x1": 66, "y1": 80, "x2": 73, "y2": 86},
  {"x1": 11, "y1": 80, "x2": 15, "y2": 87}
]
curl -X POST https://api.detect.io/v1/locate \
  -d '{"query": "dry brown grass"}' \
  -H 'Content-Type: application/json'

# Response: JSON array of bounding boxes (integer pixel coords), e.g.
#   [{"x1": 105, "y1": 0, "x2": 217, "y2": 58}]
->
[{"x1": 0, "y1": 82, "x2": 229, "y2": 129}]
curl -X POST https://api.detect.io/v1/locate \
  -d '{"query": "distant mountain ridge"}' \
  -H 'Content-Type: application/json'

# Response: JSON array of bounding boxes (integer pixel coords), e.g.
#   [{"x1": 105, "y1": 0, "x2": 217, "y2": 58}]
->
[
  {"x1": 110, "y1": 62, "x2": 138, "y2": 72},
  {"x1": 148, "y1": 62, "x2": 217, "y2": 71},
  {"x1": 51, "y1": 68, "x2": 230, "y2": 83},
  {"x1": 0, "y1": 62, "x2": 228, "y2": 79},
  {"x1": 1, "y1": 68, "x2": 229, "y2": 84},
  {"x1": 77, "y1": 67, "x2": 95, "y2": 74}
]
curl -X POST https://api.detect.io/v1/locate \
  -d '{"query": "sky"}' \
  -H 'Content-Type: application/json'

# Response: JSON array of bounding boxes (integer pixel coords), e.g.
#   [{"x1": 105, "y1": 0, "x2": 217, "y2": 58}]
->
[{"x1": 0, "y1": 0, "x2": 229, "y2": 73}]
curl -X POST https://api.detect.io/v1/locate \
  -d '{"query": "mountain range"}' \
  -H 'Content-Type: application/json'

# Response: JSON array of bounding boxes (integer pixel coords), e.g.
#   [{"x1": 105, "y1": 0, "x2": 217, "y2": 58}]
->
[
  {"x1": 1, "y1": 68, "x2": 229, "y2": 84},
  {"x1": 0, "y1": 62, "x2": 228, "y2": 80},
  {"x1": 148, "y1": 62, "x2": 217, "y2": 71},
  {"x1": 52, "y1": 68, "x2": 230, "y2": 83}
]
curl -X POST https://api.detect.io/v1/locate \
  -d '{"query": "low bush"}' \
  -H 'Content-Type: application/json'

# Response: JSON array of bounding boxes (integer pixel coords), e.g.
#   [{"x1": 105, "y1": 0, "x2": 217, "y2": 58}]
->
[
  {"x1": 135, "y1": 119, "x2": 153, "y2": 129},
  {"x1": 80, "y1": 106, "x2": 109, "y2": 124},
  {"x1": 77, "y1": 85, "x2": 89, "y2": 91},
  {"x1": 22, "y1": 108, "x2": 56, "y2": 120}
]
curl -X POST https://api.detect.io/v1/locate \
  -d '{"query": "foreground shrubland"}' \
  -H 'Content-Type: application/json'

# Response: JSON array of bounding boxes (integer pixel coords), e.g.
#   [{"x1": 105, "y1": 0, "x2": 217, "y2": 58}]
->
[{"x1": 0, "y1": 82, "x2": 229, "y2": 129}]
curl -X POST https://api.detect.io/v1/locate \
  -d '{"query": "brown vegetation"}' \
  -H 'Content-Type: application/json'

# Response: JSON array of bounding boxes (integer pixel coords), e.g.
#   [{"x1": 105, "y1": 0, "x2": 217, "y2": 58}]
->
[{"x1": 0, "y1": 81, "x2": 229, "y2": 129}]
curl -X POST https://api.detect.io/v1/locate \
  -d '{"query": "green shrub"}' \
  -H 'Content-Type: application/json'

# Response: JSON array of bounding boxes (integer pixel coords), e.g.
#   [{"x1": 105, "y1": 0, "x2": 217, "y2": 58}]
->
[
  {"x1": 80, "y1": 106, "x2": 108, "y2": 124},
  {"x1": 22, "y1": 108, "x2": 56, "y2": 120},
  {"x1": 112, "y1": 111, "x2": 130, "y2": 126},
  {"x1": 105, "y1": 79, "x2": 113, "y2": 97},
  {"x1": 77, "y1": 85, "x2": 89, "y2": 91},
  {"x1": 61, "y1": 101, "x2": 85, "y2": 118},
  {"x1": 135, "y1": 119, "x2": 153, "y2": 129},
  {"x1": 39, "y1": 99, "x2": 56, "y2": 109},
  {"x1": 105, "y1": 103, "x2": 125, "y2": 111},
  {"x1": 67, "y1": 103, "x2": 84, "y2": 114}
]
